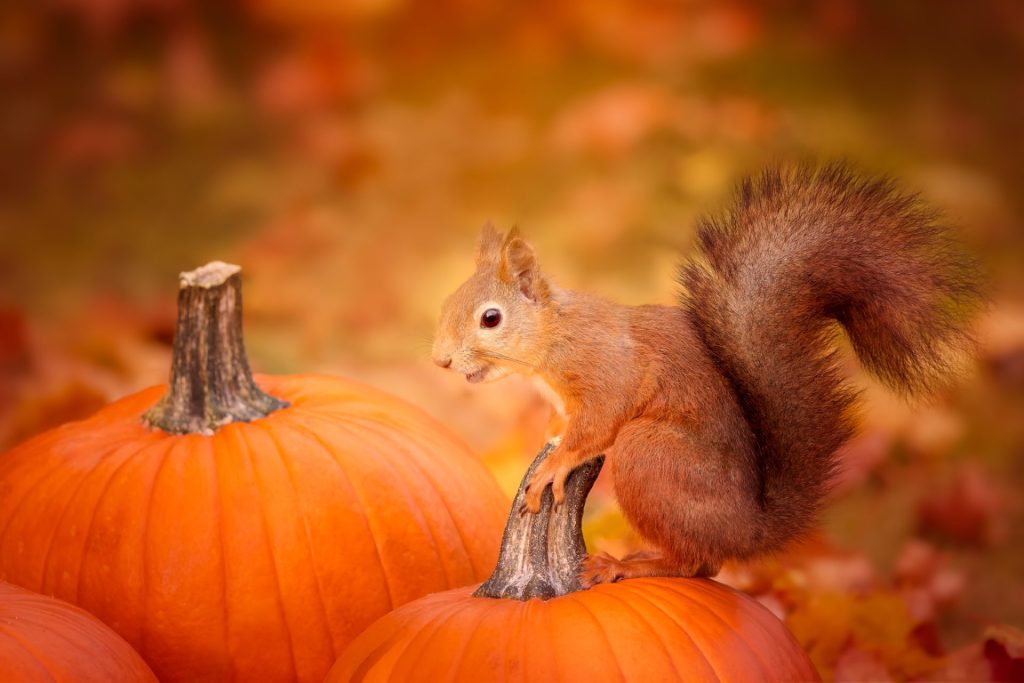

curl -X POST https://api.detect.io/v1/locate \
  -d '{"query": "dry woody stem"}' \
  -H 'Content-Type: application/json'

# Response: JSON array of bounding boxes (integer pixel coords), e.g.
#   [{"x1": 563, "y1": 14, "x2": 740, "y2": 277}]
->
[
  {"x1": 476, "y1": 443, "x2": 604, "y2": 600},
  {"x1": 142, "y1": 261, "x2": 288, "y2": 435}
]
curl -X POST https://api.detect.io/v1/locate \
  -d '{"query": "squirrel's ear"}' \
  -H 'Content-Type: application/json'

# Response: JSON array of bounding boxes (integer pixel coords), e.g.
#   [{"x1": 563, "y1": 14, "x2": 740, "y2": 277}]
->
[
  {"x1": 475, "y1": 222, "x2": 504, "y2": 267},
  {"x1": 500, "y1": 228, "x2": 549, "y2": 302}
]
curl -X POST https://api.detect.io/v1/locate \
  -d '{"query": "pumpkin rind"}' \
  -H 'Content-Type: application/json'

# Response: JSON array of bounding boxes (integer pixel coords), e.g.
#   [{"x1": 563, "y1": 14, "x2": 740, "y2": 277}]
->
[
  {"x1": 0, "y1": 373, "x2": 508, "y2": 682},
  {"x1": 0, "y1": 581, "x2": 157, "y2": 682},
  {"x1": 327, "y1": 579, "x2": 819, "y2": 682},
  {"x1": 327, "y1": 443, "x2": 819, "y2": 683}
]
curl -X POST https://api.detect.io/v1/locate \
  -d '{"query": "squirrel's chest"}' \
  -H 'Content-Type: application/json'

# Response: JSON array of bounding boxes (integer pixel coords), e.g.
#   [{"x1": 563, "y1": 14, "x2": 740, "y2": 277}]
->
[{"x1": 530, "y1": 375, "x2": 567, "y2": 418}]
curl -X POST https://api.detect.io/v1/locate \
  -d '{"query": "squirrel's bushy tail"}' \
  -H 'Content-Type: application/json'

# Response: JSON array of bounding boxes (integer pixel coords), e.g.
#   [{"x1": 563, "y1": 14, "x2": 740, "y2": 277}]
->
[{"x1": 682, "y1": 164, "x2": 981, "y2": 549}]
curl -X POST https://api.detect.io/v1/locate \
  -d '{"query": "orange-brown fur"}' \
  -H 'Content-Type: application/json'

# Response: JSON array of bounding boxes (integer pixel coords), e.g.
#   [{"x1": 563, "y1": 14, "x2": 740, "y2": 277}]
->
[{"x1": 433, "y1": 164, "x2": 981, "y2": 584}]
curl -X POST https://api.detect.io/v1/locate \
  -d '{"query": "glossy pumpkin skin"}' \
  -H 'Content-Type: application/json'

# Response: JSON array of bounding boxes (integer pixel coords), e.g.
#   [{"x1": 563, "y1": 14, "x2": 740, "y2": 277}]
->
[
  {"x1": 0, "y1": 373, "x2": 508, "y2": 683},
  {"x1": 0, "y1": 581, "x2": 157, "y2": 682},
  {"x1": 328, "y1": 578, "x2": 820, "y2": 682}
]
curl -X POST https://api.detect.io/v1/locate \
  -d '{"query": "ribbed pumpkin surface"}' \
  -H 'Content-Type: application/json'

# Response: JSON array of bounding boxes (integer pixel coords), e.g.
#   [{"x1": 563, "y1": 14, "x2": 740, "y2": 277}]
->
[
  {"x1": 0, "y1": 581, "x2": 156, "y2": 682},
  {"x1": 0, "y1": 373, "x2": 507, "y2": 683},
  {"x1": 328, "y1": 578, "x2": 820, "y2": 682}
]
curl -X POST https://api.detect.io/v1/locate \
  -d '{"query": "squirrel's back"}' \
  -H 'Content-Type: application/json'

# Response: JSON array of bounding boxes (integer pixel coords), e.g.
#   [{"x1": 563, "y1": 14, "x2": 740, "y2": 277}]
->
[{"x1": 681, "y1": 164, "x2": 981, "y2": 549}]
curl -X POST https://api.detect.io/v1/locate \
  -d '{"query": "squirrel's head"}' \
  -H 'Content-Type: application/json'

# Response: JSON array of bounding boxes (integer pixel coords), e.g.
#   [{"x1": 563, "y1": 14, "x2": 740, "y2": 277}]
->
[{"x1": 432, "y1": 224, "x2": 552, "y2": 384}]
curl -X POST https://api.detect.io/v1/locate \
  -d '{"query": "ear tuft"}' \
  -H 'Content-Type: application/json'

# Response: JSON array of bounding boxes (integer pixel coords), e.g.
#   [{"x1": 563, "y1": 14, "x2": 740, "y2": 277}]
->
[
  {"x1": 476, "y1": 222, "x2": 504, "y2": 266},
  {"x1": 500, "y1": 230, "x2": 548, "y2": 302}
]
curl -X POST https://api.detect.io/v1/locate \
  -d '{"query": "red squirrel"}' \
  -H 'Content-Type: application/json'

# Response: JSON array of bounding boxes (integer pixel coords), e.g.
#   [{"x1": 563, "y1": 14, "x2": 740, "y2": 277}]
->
[{"x1": 432, "y1": 164, "x2": 980, "y2": 585}]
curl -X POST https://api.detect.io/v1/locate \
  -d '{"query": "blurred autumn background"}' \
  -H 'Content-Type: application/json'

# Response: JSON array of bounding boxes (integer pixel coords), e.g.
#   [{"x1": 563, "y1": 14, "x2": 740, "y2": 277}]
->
[{"x1": 1, "y1": 0, "x2": 1023, "y2": 679}]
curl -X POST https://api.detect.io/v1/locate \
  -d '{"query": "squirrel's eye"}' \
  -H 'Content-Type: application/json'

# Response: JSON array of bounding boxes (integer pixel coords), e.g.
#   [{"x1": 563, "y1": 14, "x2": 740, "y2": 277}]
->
[{"x1": 480, "y1": 308, "x2": 502, "y2": 329}]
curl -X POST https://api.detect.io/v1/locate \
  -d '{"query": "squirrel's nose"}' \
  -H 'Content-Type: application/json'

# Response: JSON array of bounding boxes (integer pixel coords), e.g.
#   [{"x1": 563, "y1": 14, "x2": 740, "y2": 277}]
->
[{"x1": 434, "y1": 357, "x2": 452, "y2": 369}]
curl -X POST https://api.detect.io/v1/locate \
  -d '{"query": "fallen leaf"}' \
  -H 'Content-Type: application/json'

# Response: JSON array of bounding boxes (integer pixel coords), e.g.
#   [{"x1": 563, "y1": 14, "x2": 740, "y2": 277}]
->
[{"x1": 917, "y1": 462, "x2": 1006, "y2": 545}]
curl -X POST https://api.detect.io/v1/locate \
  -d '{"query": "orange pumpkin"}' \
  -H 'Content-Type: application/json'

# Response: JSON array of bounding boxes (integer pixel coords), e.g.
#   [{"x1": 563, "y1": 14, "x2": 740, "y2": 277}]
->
[
  {"x1": 0, "y1": 581, "x2": 157, "y2": 682},
  {"x1": 0, "y1": 263, "x2": 507, "y2": 683},
  {"x1": 328, "y1": 447, "x2": 819, "y2": 682}
]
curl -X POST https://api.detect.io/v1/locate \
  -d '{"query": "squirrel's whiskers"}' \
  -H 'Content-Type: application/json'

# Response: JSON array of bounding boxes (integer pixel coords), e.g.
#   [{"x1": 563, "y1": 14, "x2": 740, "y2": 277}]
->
[{"x1": 471, "y1": 349, "x2": 533, "y2": 369}]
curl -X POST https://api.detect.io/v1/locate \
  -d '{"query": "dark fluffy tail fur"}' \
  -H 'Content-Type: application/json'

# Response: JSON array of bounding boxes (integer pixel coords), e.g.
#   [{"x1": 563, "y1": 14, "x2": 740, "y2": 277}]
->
[{"x1": 681, "y1": 163, "x2": 981, "y2": 549}]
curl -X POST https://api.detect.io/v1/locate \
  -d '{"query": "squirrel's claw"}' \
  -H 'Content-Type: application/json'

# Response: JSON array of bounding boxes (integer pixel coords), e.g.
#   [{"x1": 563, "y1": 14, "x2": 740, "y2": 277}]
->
[
  {"x1": 522, "y1": 483, "x2": 545, "y2": 514},
  {"x1": 523, "y1": 456, "x2": 572, "y2": 513},
  {"x1": 580, "y1": 552, "x2": 627, "y2": 587},
  {"x1": 550, "y1": 470, "x2": 568, "y2": 508}
]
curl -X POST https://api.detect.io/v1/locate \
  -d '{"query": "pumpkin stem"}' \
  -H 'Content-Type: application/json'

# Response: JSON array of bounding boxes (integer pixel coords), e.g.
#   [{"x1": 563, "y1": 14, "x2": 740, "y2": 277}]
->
[
  {"x1": 475, "y1": 443, "x2": 604, "y2": 600},
  {"x1": 142, "y1": 261, "x2": 288, "y2": 435}
]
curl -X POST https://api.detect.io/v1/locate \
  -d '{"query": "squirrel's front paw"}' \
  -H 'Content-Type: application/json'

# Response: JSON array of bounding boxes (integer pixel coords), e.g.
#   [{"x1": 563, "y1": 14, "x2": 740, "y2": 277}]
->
[{"x1": 520, "y1": 455, "x2": 572, "y2": 514}]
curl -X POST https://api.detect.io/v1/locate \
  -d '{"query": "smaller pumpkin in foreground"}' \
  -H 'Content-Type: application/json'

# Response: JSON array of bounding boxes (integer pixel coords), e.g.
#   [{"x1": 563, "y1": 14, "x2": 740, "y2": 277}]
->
[
  {"x1": 328, "y1": 445, "x2": 819, "y2": 682},
  {"x1": 0, "y1": 581, "x2": 157, "y2": 683}
]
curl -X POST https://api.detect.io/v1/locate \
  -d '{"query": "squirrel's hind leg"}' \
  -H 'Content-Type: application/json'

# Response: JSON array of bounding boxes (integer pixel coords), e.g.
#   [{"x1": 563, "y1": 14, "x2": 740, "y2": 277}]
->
[
  {"x1": 602, "y1": 417, "x2": 762, "y2": 584},
  {"x1": 580, "y1": 551, "x2": 720, "y2": 587}
]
